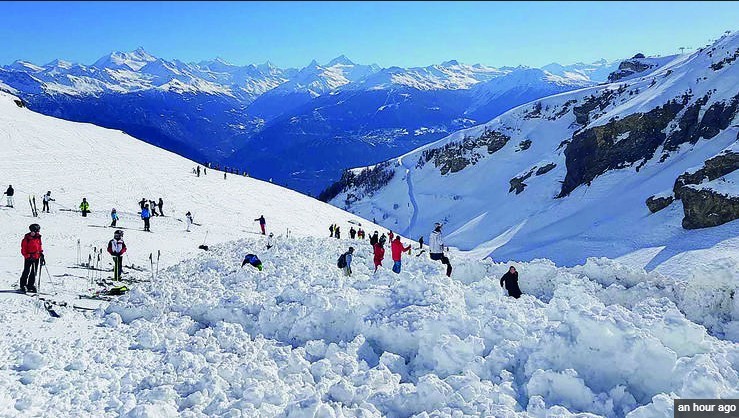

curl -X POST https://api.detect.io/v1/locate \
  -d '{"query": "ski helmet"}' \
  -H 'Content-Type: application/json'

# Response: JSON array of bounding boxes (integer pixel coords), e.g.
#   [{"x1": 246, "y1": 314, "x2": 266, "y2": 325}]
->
[
  {"x1": 29, "y1": 223, "x2": 40, "y2": 232},
  {"x1": 114, "y1": 230, "x2": 123, "y2": 238}
]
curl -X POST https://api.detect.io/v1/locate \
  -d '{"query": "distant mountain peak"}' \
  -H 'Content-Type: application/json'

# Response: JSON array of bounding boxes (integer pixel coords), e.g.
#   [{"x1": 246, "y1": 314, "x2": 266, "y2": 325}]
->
[
  {"x1": 441, "y1": 60, "x2": 460, "y2": 67},
  {"x1": 327, "y1": 55, "x2": 355, "y2": 66}
]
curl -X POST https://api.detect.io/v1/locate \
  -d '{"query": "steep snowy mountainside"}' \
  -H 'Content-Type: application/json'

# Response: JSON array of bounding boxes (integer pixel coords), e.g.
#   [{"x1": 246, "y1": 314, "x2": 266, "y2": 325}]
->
[{"x1": 329, "y1": 31, "x2": 739, "y2": 270}]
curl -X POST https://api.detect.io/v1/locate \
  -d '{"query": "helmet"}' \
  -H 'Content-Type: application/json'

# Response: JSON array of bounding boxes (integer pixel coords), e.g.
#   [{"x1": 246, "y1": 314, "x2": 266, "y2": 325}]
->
[
  {"x1": 114, "y1": 230, "x2": 124, "y2": 238},
  {"x1": 29, "y1": 224, "x2": 40, "y2": 232}
]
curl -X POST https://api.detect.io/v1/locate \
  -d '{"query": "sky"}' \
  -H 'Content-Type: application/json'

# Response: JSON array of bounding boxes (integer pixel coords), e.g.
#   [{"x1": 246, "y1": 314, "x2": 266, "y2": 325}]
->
[{"x1": 1, "y1": 1, "x2": 737, "y2": 69}]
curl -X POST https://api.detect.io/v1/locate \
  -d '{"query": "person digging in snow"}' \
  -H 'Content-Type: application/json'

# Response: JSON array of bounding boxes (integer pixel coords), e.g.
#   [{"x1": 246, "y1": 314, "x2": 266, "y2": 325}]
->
[
  {"x1": 429, "y1": 222, "x2": 452, "y2": 277},
  {"x1": 500, "y1": 266, "x2": 522, "y2": 299},
  {"x1": 20, "y1": 223, "x2": 44, "y2": 293},
  {"x1": 391, "y1": 236, "x2": 412, "y2": 274},
  {"x1": 107, "y1": 229, "x2": 127, "y2": 281},
  {"x1": 242, "y1": 254, "x2": 263, "y2": 271}
]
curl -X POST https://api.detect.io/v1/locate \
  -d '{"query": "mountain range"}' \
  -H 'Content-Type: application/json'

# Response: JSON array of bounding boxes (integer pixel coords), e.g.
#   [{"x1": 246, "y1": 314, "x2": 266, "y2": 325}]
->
[{"x1": 0, "y1": 49, "x2": 634, "y2": 195}]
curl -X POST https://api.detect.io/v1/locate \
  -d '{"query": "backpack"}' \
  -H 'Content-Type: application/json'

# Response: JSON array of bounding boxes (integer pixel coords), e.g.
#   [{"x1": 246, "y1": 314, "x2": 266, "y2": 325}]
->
[{"x1": 337, "y1": 253, "x2": 347, "y2": 268}]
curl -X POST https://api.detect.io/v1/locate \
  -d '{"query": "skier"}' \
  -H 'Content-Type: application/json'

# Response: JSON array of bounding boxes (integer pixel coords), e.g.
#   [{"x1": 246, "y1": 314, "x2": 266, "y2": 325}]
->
[
  {"x1": 418, "y1": 236, "x2": 424, "y2": 249},
  {"x1": 429, "y1": 223, "x2": 452, "y2": 277},
  {"x1": 196, "y1": 166, "x2": 201, "y2": 177},
  {"x1": 266, "y1": 233, "x2": 274, "y2": 250},
  {"x1": 369, "y1": 231, "x2": 379, "y2": 246},
  {"x1": 79, "y1": 198, "x2": 90, "y2": 217},
  {"x1": 157, "y1": 198, "x2": 164, "y2": 216},
  {"x1": 329, "y1": 224, "x2": 335, "y2": 238},
  {"x1": 148, "y1": 200, "x2": 158, "y2": 216},
  {"x1": 20, "y1": 223, "x2": 44, "y2": 293},
  {"x1": 107, "y1": 230, "x2": 127, "y2": 281},
  {"x1": 335, "y1": 226, "x2": 341, "y2": 239},
  {"x1": 255, "y1": 215, "x2": 266, "y2": 235},
  {"x1": 141, "y1": 204, "x2": 151, "y2": 232},
  {"x1": 110, "y1": 208, "x2": 119, "y2": 227},
  {"x1": 350, "y1": 227, "x2": 356, "y2": 239},
  {"x1": 373, "y1": 238, "x2": 385, "y2": 273},
  {"x1": 500, "y1": 266, "x2": 522, "y2": 299},
  {"x1": 185, "y1": 211, "x2": 194, "y2": 232},
  {"x1": 391, "y1": 236, "x2": 412, "y2": 274},
  {"x1": 337, "y1": 247, "x2": 354, "y2": 276},
  {"x1": 4, "y1": 184, "x2": 14, "y2": 207},
  {"x1": 241, "y1": 253, "x2": 263, "y2": 271},
  {"x1": 42, "y1": 191, "x2": 55, "y2": 213}
]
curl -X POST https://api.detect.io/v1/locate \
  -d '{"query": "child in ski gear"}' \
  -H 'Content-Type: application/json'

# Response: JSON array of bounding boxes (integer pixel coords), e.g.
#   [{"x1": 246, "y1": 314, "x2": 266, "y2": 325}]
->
[
  {"x1": 185, "y1": 211, "x2": 194, "y2": 232},
  {"x1": 107, "y1": 230, "x2": 127, "y2": 280},
  {"x1": 429, "y1": 223, "x2": 452, "y2": 277},
  {"x1": 255, "y1": 215, "x2": 266, "y2": 235},
  {"x1": 350, "y1": 227, "x2": 356, "y2": 239},
  {"x1": 158, "y1": 198, "x2": 164, "y2": 216},
  {"x1": 242, "y1": 254, "x2": 263, "y2": 271},
  {"x1": 79, "y1": 198, "x2": 90, "y2": 217},
  {"x1": 141, "y1": 204, "x2": 151, "y2": 231},
  {"x1": 329, "y1": 224, "x2": 335, "y2": 237},
  {"x1": 335, "y1": 226, "x2": 341, "y2": 239},
  {"x1": 20, "y1": 224, "x2": 43, "y2": 293},
  {"x1": 373, "y1": 240, "x2": 385, "y2": 272},
  {"x1": 266, "y1": 233, "x2": 274, "y2": 249},
  {"x1": 42, "y1": 191, "x2": 54, "y2": 213},
  {"x1": 391, "y1": 236, "x2": 412, "y2": 274},
  {"x1": 337, "y1": 247, "x2": 354, "y2": 276},
  {"x1": 500, "y1": 266, "x2": 522, "y2": 299},
  {"x1": 3, "y1": 184, "x2": 14, "y2": 207},
  {"x1": 110, "y1": 208, "x2": 119, "y2": 227}
]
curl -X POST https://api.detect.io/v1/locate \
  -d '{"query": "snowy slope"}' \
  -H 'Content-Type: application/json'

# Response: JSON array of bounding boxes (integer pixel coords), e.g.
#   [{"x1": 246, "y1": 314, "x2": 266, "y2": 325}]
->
[
  {"x1": 0, "y1": 91, "x2": 738, "y2": 417},
  {"x1": 330, "y1": 32, "x2": 739, "y2": 272}
]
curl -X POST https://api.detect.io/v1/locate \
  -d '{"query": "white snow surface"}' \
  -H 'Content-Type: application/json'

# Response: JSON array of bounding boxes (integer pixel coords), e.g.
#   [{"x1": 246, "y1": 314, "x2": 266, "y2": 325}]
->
[{"x1": 0, "y1": 90, "x2": 738, "y2": 417}]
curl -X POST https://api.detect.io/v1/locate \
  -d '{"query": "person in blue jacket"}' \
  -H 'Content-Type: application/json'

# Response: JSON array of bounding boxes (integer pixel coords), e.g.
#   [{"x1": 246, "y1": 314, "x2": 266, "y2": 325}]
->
[
  {"x1": 242, "y1": 254, "x2": 263, "y2": 271},
  {"x1": 141, "y1": 204, "x2": 151, "y2": 232}
]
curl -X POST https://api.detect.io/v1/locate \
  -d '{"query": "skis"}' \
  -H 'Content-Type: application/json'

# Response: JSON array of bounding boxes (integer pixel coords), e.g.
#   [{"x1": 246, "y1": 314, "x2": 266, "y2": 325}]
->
[{"x1": 28, "y1": 195, "x2": 38, "y2": 217}]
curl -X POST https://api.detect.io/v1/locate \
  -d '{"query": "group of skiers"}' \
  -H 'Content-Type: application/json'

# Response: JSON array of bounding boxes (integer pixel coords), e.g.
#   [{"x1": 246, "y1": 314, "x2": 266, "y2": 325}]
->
[{"x1": 194, "y1": 164, "x2": 249, "y2": 179}]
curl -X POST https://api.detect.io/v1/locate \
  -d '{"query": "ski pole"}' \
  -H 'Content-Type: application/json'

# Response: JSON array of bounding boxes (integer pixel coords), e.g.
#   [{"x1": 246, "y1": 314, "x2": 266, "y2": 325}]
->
[
  {"x1": 149, "y1": 253, "x2": 154, "y2": 281},
  {"x1": 156, "y1": 250, "x2": 160, "y2": 277}
]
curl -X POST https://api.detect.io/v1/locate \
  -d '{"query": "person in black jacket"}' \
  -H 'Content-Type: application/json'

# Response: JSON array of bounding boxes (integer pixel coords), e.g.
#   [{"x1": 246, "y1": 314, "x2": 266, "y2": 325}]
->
[
  {"x1": 500, "y1": 266, "x2": 522, "y2": 299},
  {"x1": 4, "y1": 184, "x2": 14, "y2": 207}
]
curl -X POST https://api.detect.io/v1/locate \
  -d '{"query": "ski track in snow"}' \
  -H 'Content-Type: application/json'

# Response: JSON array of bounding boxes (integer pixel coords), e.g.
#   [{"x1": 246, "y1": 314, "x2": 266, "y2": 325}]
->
[{"x1": 400, "y1": 157, "x2": 419, "y2": 237}]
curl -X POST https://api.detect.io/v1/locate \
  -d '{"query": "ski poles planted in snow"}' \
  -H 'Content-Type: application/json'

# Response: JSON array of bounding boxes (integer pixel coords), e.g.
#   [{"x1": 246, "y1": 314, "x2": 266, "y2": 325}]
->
[
  {"x1": 149, "y1": 253, "x2": 154, "y2": 281},
  {"x1": 156, "y1": 250, "x2": 160, "y2": 277}
]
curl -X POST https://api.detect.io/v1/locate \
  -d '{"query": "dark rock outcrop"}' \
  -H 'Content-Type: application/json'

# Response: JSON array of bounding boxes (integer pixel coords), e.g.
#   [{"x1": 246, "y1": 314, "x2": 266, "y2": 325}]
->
[
  {"x1": 535, "y1": 163, "x2": 557, "y2": 176},
  {"x1": 517, "y1": 140, "x2": 532, "y2": 152},
  {"x1": 607, "y1": 58, "x2": 658, "y2": 82},
  {"x1": 419, "y1": 128, "x2": 511, "y2": 175},
  {"x1": 509, "y1": 169, "x2": 535, "y2": 194},
  {"x1": 673, "y1": 151, "x2": 739, "y2": 199},
  {"x1": 680, "y1": 186, "x2": 739, "y2": 229},
  {"x1": 646, "y1": 194, "x2": 674, "y2": 213}
]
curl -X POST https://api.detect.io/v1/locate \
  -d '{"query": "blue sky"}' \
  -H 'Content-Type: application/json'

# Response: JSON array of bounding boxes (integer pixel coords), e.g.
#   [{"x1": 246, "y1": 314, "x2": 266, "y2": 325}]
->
[{"x1": 1, "y1": 1, "x2": 737, "y2": 68}]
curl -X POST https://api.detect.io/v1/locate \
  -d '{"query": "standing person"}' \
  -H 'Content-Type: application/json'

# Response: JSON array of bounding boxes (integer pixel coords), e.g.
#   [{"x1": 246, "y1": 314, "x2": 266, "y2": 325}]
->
[
  {"x1": 372, "y1": 239, "x2": 385, "y2": 273},
  {"x1": 329, "y1": 224, "x2": 335, "y2": 238},
  {"x1": 335, "y1": 226, "x2": 341, "y2": 239},
  {"x1": 370, "y1": 231, "x2": 379, "y2": 246},
  {"x1": 224, "y1": 172, "x2": 227, "y2": 180},
  {"x1": 3, "y1": 184, "x2": 14, "y2": 207},
  {"x1": 500, "y1": 266, "x2": 522, "y2": 299},
  {"x1": 185, "y1": 211, "x2": 194, "y2": 232},
  {"x1": 203, "y1": 168, "x2": 207, "y2": 175},
  {"x1": 266, "y1": 233, "x2": 274, "y2": 250},
  {"x1": 141, "y1": 204, "x2": 151, "y2": 232},
  {"x1": 157, "y1": 198, "x2": 164, "y2": 216},
  {"x1": 42, "y1": 191, "x2": 55, "y2": 213},
  {"x1": 388, "y1": 230, "x2": 394, "y2": 241},
  {"x1": 149, "y1": 200, "x2": 159, "y2": 216},
  {"x1": 20, "y1": 223, "x2": 44, "y2": 293},
  {"x1": 107, "y1": 230, "x2": 127, "y2": 281},
  {"x1": 110, "y1": 208, "x2": 119, "y2": 227},
  {"x1": 196, "y1": 166, "x2": 201, "y2": 177},
  {"x1": 391, "y1": 236, "x2": 412, "y2": 274},
  {"x1": 349, "y1": 227, "x2": 356, "y2": 239},
  {"x1": 337, "y1": 247, "x2": 354, "y2": 276},
  {"x1": 139, "y1": 197, "x2": 147, "y2": 211},
  {"x1": 429, "y1": 223, "x2": 452, "y2": 277},
  {"x1": 418, "y1": 236, "x2": 424, "y2": 249},
  {"x1": 255, "y1": 215, "x2": 266, "y2": 235},
  {"x1": 79, "y1": 198, "x2": 90, "y2": 217},
  {"x1": 241, "y1": 254, "x2": 263, "y2": 271}
]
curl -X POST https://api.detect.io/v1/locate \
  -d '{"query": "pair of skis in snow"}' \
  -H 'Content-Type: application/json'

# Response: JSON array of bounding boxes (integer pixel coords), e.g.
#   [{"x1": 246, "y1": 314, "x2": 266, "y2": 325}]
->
[
  {"x1": 149, "y1": 250, "x2": 160, "y2": 280},
  {"x1": 28, "y1": 195, "x2": 38, "y2": 217}
]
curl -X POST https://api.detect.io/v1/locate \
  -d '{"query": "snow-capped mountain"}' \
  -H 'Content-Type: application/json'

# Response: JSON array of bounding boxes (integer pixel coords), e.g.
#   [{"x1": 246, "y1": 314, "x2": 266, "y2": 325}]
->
[
  {"x1": 1, "y1": 49, "x2": 623, "y2": 194},
  {"x1": 1, "y1": 89, "x2": 738, "y2": 417},
  {"x1": 328, "y1": 31, "x2": 739, "y2": 270}
]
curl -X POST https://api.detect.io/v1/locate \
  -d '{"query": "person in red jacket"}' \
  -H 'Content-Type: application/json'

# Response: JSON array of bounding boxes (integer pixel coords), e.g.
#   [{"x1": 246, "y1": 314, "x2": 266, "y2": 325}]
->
[
  {"x1": 20, "y1": 223, "x2": 44, "y2": 293},
  {"x1": 373, "y1": 239, "x2": 386, "y2": 273},
  {"x1": 391, "y1": 236, "x2": 412, "y2": 274},
  {"x1": 107, "y1": 230, "x2": 127, "y2": 280}
]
